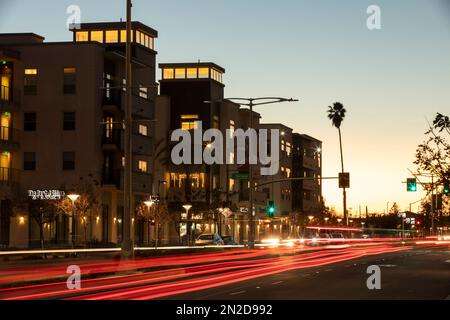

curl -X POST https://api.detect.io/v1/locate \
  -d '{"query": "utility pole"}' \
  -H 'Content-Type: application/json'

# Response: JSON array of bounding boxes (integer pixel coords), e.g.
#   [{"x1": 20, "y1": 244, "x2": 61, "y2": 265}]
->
[{"x1": 121, "y1": 0, "x2": 133, "y2": 259}]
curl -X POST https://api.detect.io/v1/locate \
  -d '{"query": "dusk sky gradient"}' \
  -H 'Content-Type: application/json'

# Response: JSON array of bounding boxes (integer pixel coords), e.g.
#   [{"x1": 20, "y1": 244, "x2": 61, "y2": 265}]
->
[{"x1": 1, "y1": 0, "x2": 449, "y2": 215}]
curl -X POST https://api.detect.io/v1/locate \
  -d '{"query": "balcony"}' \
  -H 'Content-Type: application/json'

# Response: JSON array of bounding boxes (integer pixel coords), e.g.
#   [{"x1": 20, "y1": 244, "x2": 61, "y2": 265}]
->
[
  {"x1": 102, "y1": 127, "x2": 122, "y2": 150},
  {"x1": 303, "y1": 156, "x2": 319, "y2": 170},
  {"x1": 0, "y1": 167, "x2": 20, "y2": 186},
  {"x1": 0, "y1": 86, "x2": 21, "y2": 112},
  {"x1": 102, "y1": 90, "x2": 154, "y2": 118},
  {"x1": 0, "y1": 126, "x2": 20, "y2": 150},
  {"x1": 101, "y1": 168, "x2": 152, "y2": 194}
]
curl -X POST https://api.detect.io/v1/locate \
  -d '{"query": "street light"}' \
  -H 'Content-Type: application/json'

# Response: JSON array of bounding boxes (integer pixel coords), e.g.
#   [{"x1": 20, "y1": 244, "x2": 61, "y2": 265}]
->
[
  {"x1": 144, "y1": 199, "x2": 155, "y2": 246},
  {"x1": 183, "y1": 204, "x2": 193, "y2": 245},
  {"x1": 67, "y1": 193, "x2": 80, "y2": 246},
  {"x1": 324, "y1": 217, "x2": 329, "y2": 224}
]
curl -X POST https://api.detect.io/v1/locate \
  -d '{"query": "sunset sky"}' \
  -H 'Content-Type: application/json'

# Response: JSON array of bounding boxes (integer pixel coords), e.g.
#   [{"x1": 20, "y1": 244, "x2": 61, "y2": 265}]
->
[{"x1": 1, "y1": 0, "x2": 449, "y2": 214}]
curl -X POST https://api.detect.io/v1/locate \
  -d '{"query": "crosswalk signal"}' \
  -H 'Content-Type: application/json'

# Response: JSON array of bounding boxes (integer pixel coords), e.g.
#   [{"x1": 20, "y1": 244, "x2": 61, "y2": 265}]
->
[
  {"x1": 406, "y1": 178, "x2": 417, "y2": 192},
  {"x1": 339, "y1": 172, "x2": 350, "y2": 188},
  {"x1": 267, "y1": 201, "x2": 276, "y2": 218}
]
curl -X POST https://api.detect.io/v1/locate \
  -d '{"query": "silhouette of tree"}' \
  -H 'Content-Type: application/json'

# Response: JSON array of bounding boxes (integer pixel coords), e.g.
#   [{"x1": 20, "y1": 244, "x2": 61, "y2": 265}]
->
[{"x1": 327, "y1": 102, "x2": 348, "y2": 224}]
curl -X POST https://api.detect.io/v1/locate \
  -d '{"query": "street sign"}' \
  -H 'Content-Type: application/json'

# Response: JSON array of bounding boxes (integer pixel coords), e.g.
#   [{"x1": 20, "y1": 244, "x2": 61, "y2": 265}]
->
[
  {"x1": 232, "y1": 173, "x2": 249, "y2": 180},
  {"x1": 339, "y1": 172, "x2": 350, "y2": 188}
]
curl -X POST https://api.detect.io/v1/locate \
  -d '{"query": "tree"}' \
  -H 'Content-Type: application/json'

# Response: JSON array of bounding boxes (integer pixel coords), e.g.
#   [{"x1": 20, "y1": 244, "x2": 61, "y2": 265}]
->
[
  {"x1": 136, "y1": 200, "x2": 170, "y2": 247},
  {"x1": 327, "y1": 102, "x2": 348, "y2": 224},
  {"x1": 414, "y1": 113, "x2": 450, "y2": 219},
  {"x1": 56, "y1": 174, "x2": 102, "y2": 245},
  {"x1": 389, "y1": 202, "x2": 400, "y2": 215},
  {"x1": 13, "y1": 196, "x2": 56, "y2": 251}
]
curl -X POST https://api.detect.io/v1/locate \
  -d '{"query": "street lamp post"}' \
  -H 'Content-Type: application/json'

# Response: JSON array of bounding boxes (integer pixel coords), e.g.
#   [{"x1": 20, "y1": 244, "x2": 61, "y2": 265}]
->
[
  {"x1": 183, "y1": 204, "x2": 193, "y2": 245},
  {"x1": 144, "y1": 199, "x2": 154, "y2": 246},
  {"x1": 67, "y1": 193, "x2": 80, "y2": 247},
  {"x1": 225, "y1": 97, "x2": 298, "y2": 249}
]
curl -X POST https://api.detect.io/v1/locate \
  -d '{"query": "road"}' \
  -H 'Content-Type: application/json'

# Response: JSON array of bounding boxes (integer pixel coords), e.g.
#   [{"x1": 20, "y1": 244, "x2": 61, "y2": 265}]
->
[
  {"x1": 0, "y1": 241, "x2": 448, "y2": 300},
  {"x1": 167, "y1": 247, "x2": 450, "y2": 300}
]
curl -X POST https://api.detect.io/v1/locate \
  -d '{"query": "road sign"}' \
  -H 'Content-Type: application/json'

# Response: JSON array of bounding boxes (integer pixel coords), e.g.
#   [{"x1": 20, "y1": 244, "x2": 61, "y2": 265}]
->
[
  {"x1": 339, "y1": 172, "x2": 350, "y2": 188},
  {"x1": 232, "y1": 173, "x2": 249, "y2": 180}
]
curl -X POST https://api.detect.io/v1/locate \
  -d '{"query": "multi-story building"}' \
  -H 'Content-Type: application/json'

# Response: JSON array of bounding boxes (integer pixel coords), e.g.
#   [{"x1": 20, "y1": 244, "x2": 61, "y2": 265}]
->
[
  {"x1": 0, "y1": 21, "x2": 159, "y2": 248},
  {"x1": 258, "y1": 124, "x2": 293, "y2": 238},
  {"x1": 292, "y1": 133, "x2": 323, "y2": 224}
]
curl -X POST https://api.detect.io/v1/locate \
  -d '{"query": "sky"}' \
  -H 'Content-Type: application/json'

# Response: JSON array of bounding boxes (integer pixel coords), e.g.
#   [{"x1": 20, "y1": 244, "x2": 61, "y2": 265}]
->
[{"x1": 1, "y1": 0, "x2": 450, "y2": 215}]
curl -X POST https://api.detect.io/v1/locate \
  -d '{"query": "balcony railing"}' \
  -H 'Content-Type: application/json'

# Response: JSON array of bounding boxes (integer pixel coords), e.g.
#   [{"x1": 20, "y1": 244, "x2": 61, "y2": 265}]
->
[
  {"x1": 0, "y1": 126, "x2": 20, "y2": 145},
  {"x1": 0, "y1": 167, "x2": 20, "y2": 186},
  {"x1": 101, "y1": 127, "x2": 122, "y2": 147},
  {"x1": 0, "y1": 86, "x2": 21, "y2": 109},
  {"x1": 102, "y1": 87, "x2": 154, "y2": 118}
]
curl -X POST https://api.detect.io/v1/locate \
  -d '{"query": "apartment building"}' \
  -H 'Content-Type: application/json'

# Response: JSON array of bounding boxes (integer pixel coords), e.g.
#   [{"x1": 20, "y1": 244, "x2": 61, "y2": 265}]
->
[
  {"x1": 0, "y1": 21, "x2": 158, "y2": 248},
  {"x1": 292, "y1": 133, "x2": 323, "y2": 221}
]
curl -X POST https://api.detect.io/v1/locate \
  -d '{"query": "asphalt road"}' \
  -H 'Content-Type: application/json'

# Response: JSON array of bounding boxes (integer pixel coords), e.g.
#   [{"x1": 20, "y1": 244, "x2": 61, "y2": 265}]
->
[{"x1": 166, "y1": 247, "x2": 450, "y2": 300}]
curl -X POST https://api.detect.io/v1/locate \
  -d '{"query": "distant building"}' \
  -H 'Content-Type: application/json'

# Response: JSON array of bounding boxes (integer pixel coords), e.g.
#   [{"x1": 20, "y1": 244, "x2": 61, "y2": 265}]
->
[{"x1": 292, "y1": 133, "x2": 323, "y2": 219}]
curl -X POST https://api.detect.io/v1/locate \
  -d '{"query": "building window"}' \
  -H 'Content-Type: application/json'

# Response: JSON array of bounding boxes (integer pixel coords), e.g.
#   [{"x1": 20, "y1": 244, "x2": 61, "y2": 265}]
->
[
  {"x1": 181, "y1": 115, "x2": 199, "y2": 130},
  {"x1": 105, "y1": 30, "x2": 119, "y2": 43},
  {"x1": 63, "y1": 112, "x2": 76, "y2": 130},
  {"x1": 213, "y1": 115, "x2": 219, "y2": 129},
  {"x1": 23, "y1": 152, "x2": 36, "y2": 171},
  {"x1": 63, "y1": 67, "x2": 76, "y2": 94},
  {"x1": 175, "y1": 68, "x2": 185, "y2": 79},
  {"x1": 198, "y1": 68, "x2": 209, "y2": 79},
  {"x1": 286, "y1": 168, "x2": 291, "y2": 178},
  {"x1": 75, "y1": 31, "x2": 89, "y2": 42},
  {"x1": 138, "y1": 160, "x2": 148, "y2": 173},
  {"x1": 24, "y1": 112, "x2": 36, "y2": 131},
  {"x1": 186, "y1": 68, "x2": 197, "y2": 79},
  {"x1": 139, "y1": 85, "x2": 148, "y2": 99},
  {"x1": 90, "y1": 31, "x2": 103, "y2": 42},
  {"x1": 63, "y1": 152, "x2": 75, "y2": 170},
  {"x1": 229, "y1": 178, "x2": 235, "y2": 192},
  {"x1": 120, "y1": 29, "x2": 134, "y2": 43},
  {"x1": 138, "y1": 124, "x2": 148, "y2": 136},
  {"x1": 163, "y1": 68, "x2": 174, "y2": 79},
  {"x1": 24, "y1": 68, "x2": 37, "y2": 95}
]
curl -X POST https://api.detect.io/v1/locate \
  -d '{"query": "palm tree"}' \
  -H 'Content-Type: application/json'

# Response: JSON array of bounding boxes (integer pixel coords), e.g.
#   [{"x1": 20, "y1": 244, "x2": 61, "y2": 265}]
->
[{"x1": 327, "y1": 102, "x2": 348, "y2": 224}]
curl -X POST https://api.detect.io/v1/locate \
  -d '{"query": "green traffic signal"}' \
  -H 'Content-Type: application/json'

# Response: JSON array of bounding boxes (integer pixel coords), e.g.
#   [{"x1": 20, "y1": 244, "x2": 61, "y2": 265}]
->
[
  {"x1": 444, "y1": 180, "x2": 450, "y2": 195},
  {"x1": 407, "y1": 178, "x2": 417, "y2": 192},
  {"x1": 267, "y1": 201, "x2": 276, "y2": 217}
]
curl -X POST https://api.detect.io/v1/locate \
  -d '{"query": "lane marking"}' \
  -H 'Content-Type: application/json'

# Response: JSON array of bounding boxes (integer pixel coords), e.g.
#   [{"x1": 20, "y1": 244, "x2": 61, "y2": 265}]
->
[
  {"x1": 229, "y1": 291, "x2": 246, "y2": 296},
  {"x1": 272, "y1": 281, "x2": 283, "y2": 285}
]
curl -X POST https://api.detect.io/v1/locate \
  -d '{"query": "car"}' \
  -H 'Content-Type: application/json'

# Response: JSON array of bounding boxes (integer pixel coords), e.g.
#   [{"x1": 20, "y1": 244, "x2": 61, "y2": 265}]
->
[
  {"x1": 221, "y1": 235, "x2": 237, "y2": 245},
  {"x1": 195, "y1": 233, "x2": 224, "y2": 246}
]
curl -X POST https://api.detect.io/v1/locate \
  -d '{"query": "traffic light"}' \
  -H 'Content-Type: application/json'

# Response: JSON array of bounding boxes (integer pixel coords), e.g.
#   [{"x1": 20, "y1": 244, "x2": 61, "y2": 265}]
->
[
  {"x1": 339, "y1": 172, "x2": 350, "y2": 188},
  {"x1": 267, "y1": 201, "x2": 276, "y2": 218},
  {"x1": 406, "y1": 178, "x2": 417, "y2": 192},
  {"x1": 444, "y1": 180, "x2": 450, "y2": 195}
]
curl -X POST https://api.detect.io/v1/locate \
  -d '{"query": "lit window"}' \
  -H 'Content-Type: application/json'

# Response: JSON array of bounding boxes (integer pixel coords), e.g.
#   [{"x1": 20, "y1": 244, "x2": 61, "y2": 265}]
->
[
  {"x1": 213, "y1": 115, "x2": 219, "y2": 129},
  {"x1": 105, "y1": 30, "x2": 119, "y2": 43},
  {"x1": 186, "y1": 68, "x2": 197, "y2": 79},
  {"x1": 181, "y1": 115, "x2": 199, "y2": 120},
  {"x1": 198, "y1": 68, "x2": 209, "y2": 78},
  {"x1": 163, "y1": 68, "x2": 174, "y2": 79},
  {"x1": 175, "y1": 68, "x2": 185, "y2": 79},
  {"x1": 63, "y1": 67, "x2": 76, "y2": 94},
  {"x1": 120, "y1": 29, "x2": 134, "y2": 43},
  {"x1": 76, "y1": 31, "x2": 89, "y2": 42},
  {"x1": 24, "y1": 69, "x2": 37, "y2": 75},
  {"x1": 286, "y1": 168, "x2": 291, "y2": 178},
  {"x1": 90, "y1": 31, "x2": 103, "y2": 42},
  {"x1": 229, "y1": 178, "x2": 235, "y2": 192},
  {"x1": 138, "y1": 160, "x2": 148, "y2": 173},
  {"x1": 139, "y1": 85, "x2": 148, "y2": 99},
  {"x1": 139, "y1": 124, "x2": 148, "y2": 136}
]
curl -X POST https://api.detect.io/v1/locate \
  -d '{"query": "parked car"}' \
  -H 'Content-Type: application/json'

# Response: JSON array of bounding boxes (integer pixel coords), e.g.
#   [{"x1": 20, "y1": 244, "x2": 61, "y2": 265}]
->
[
  {"x1": 221, "y1": 235, "x2": 237, "y2": 245},
  {"x1": 195, "y1": 233, "x2": 224, "y2": 246}
]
